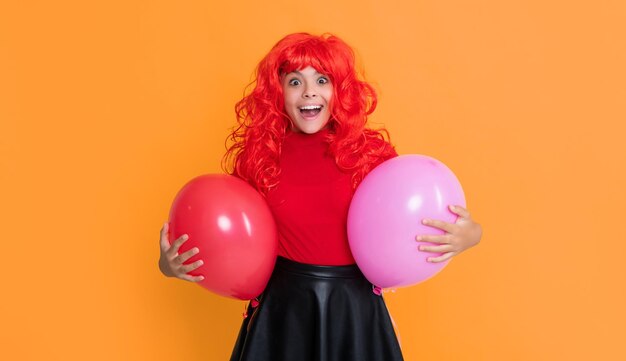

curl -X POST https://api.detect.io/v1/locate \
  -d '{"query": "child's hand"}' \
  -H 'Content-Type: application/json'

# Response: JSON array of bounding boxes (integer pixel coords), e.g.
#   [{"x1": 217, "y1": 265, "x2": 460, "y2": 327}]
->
[
  {"x1": 415, "y1": 205, "x2": 482, "y2": 263},
  {"x1": 158, "y1": 222, "x2": 205, "y2": 282}
]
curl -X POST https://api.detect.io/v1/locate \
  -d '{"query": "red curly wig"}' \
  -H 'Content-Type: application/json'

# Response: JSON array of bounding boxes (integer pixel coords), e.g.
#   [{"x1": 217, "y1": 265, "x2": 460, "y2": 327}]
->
[{"x1": 223, "y1": 32, "x2": 396, "y2": 195}]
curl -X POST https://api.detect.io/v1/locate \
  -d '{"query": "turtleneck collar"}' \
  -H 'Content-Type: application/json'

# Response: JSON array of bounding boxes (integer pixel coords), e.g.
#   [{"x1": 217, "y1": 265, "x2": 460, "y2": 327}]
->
[{"x1": 284, "y1": 127, "x2": 331, "y2": 146}]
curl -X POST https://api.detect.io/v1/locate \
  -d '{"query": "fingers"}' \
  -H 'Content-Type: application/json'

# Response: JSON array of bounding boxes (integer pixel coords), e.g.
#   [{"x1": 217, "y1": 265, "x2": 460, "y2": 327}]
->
[
  {"x1": 158, "y1": 222, "x2": 205, "y2": 282},
  {"x1": 177, "y1": 247, "x2": 200, "y2": 265},
  {"x1": 167, "y1": 234, "x2": 189, "y2": 256},
  {"x1": 173, "y1": 251, "x2": 204, "y2": 282},
  {"x1": 416, "y1": 234, "x2": 447, "y2": 243},
  {"x1": 180, "y1": 259, "x2": 204, "y2": 274},
  {"x1": 181, "y1": 273, "x2": 205, "y2": 283},
  {"x1": 159, "y1": 222, "x2": 170, "y2": 250},
  {"x1": 449, "y1": 205, "x2": 471, "y2": 219},
  {"x1": 418, "y1": 243, "x2": 454, "y2": 253},
  {"x1": 421, "y1": 218, "x2": 455, "y2": 233},
  {"x1": 426, "y1": 252, "x2": 455, "y2": 263},
  {"x1": 416, "y1": 208, "x2": 471, "y2": 264},
  {"x1": 160, "y1": 222, "x2": 190, "y2": 255}
]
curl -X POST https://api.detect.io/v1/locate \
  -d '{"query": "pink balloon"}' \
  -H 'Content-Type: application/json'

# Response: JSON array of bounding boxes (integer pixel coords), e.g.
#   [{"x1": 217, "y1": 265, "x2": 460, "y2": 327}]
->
[{"x1": 347, "y1": 155, "x2": 466, "y2": 288}]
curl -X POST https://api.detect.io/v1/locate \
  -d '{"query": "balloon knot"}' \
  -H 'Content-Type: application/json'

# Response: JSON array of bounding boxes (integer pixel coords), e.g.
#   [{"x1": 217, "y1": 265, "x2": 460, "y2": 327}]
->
[
  {"x1": 242, "y1": 302, "x2": 249, "y2": 318},
  {"x1": 251, "y1": 299, "x2": 260, "y2": 308},
  {"x1": 372, "y1": 285, "x2": 382, "y2": 296}
]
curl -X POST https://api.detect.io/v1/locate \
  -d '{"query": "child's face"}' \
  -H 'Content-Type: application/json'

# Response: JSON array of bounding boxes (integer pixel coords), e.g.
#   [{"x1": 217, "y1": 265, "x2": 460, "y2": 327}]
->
[{"x1": 281, "y1": 66, "x2": 333, "y2": 134}]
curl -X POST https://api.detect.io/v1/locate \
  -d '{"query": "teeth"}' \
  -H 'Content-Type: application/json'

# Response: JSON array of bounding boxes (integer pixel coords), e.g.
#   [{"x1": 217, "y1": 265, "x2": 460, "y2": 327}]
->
[{"x1": 299, "y1": 105, "x2": 322, "y2": 110}]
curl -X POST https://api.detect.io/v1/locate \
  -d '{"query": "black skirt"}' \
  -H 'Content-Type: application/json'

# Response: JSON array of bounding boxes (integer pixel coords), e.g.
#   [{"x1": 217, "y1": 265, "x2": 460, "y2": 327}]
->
[{"x1": 230, "y1": 256, "x2": 404, "y2": 361}]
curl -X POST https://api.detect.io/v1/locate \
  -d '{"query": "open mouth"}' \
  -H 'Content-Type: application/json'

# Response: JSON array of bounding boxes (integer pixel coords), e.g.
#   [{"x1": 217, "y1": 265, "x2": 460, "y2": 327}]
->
[{"x1": 299, "y1": 105, "x2": 323, "y2": 117}]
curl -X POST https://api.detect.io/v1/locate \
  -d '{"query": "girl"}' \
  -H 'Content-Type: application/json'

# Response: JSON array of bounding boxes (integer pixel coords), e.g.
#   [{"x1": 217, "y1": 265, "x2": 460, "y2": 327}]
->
[{"x1": 159, "y1": 32, "x2": 482, "y2": 361}]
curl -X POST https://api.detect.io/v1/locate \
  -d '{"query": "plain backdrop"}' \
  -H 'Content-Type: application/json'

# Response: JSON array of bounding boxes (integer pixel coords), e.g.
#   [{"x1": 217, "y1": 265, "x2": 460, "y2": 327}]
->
[{"x1": 1, "y1": 1, "x2": 625, "y2": 360}]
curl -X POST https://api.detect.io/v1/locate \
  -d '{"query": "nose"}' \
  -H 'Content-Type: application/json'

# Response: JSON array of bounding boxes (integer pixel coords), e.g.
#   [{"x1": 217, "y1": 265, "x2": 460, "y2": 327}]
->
[{"x1": 302, "y1": 84, "x2": 318, "y2": 98}]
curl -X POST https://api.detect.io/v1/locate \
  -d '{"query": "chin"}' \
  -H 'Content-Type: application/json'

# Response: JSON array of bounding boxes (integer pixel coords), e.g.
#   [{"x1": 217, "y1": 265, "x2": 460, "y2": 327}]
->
[
  {"x1": 299, "y1": 126, "x2": 321, "y2": 134},
  {"x1": 293, "y1": 125, "x2": 319, "y2": 134},
  {"x1": 292, "y1": 119, "x2": 330, "y2": 134}
]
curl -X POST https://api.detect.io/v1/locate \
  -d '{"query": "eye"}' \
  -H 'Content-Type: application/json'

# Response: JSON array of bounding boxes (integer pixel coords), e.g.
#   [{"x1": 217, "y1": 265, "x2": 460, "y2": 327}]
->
[
  {"x1": 288, "y1": 78, "x2": 301, "y2": 86},
  {"x1": 317, "y1": 76, "x2": 329, "y2": 84}
]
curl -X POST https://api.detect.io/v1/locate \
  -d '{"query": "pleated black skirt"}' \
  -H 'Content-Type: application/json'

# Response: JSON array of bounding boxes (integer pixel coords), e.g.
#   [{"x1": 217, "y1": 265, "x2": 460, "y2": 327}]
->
[{"x1": 230, "y1": 256, "x2": 404, "y2": 361}]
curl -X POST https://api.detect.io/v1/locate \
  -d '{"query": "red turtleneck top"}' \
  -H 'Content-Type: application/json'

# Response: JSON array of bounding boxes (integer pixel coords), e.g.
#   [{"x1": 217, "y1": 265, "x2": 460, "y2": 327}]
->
[{"x1": 266, "y1": 129, "x2": 396, "y2": 266}]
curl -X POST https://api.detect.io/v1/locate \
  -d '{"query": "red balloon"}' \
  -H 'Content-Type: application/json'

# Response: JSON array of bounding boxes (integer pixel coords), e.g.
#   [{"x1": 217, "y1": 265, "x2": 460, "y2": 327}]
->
[{"x1": 168, "y1": 174, "x2": 277, "y2": 300}]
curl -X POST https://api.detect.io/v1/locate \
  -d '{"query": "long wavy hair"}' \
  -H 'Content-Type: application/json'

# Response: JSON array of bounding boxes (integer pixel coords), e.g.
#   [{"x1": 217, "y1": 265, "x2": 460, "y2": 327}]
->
[{"x1": 222, "y1": 32, "x2": 396, "y2": 195}]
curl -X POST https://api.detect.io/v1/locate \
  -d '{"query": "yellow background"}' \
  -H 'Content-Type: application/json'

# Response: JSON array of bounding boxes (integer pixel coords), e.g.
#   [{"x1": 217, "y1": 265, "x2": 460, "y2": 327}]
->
[{"x1": 2, "y1": 1, "x2": 625, "y2": 360}]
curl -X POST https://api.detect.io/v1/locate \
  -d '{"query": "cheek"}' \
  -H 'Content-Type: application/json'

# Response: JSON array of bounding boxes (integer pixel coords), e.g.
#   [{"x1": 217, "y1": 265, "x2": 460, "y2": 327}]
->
[
  {"x1": 325, "y1": 91, "x2": 335, "y2": 111},
  {"x1": 281, "y1": 94, "x2": 297, "y2": 118},
  {"x1": 282, "y1": 89, "x2": 297, "y2": 106},
  {"x1": 324, "y1": 87, "x2": 334, "y2": 102}
]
